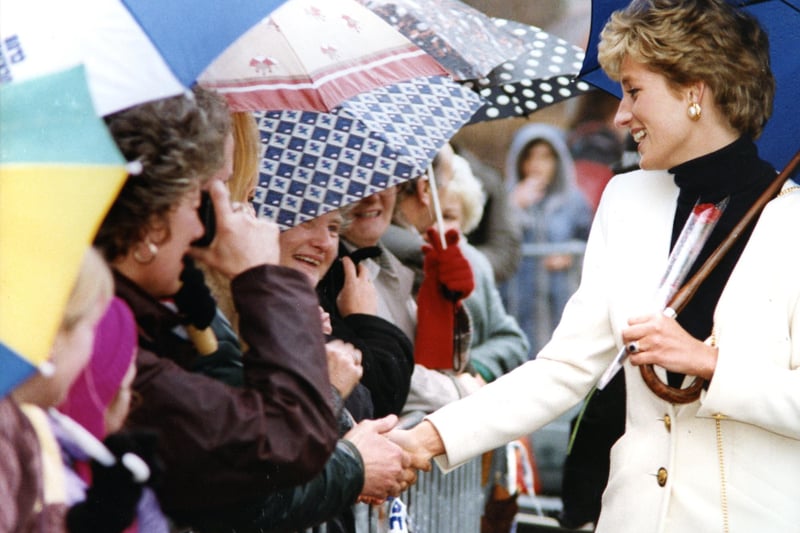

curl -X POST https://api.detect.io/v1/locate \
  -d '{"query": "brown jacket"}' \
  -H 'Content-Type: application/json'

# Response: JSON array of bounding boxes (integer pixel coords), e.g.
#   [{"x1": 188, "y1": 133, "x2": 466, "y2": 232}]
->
[{"x1": 117, "y1": 265, "x2": 337, "y2": 514}]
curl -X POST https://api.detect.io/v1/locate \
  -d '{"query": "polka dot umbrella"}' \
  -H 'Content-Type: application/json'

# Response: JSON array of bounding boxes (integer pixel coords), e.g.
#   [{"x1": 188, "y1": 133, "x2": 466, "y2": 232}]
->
[{"x1": 462, "y1": 19, "x2": 594, "y2": 124}]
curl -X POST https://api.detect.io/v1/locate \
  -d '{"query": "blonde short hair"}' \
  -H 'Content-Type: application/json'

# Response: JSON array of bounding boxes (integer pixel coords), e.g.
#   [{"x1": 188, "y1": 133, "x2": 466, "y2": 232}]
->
[{"x1": 598, "y1": 0, "x2": 773, "y2": 139}]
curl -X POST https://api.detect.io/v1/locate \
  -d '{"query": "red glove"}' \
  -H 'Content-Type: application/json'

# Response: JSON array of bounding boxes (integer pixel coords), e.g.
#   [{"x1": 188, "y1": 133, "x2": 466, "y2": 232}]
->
[
  {"x1": 425, "y1": 228, "x2": 475, "y2": 299},
  {"x1": 414, "y1": 228, "x2": 474, "y2": 369}
]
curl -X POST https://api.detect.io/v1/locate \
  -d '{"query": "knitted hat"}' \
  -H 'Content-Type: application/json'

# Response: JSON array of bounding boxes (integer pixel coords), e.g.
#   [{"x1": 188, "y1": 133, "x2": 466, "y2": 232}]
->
[{"x1": 58, "y1": 296, "x2": 137, "y2": 442}]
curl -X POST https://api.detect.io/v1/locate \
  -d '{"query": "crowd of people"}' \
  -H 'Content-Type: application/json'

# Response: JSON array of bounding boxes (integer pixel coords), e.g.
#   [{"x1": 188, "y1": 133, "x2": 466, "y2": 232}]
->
[{"x1": 3, "y1": 1, "x2": 796, "y2": 533}]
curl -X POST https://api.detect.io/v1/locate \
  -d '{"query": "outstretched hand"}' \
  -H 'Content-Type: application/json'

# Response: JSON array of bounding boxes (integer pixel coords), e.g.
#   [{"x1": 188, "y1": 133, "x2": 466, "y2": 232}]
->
[
  {"x1": 387, "y1": 419, "x2": 444, "y2": 472},
  {"x1": 343, "y1": 415, "x2": 417, "y2": 501},
  {"x1": 190, "y1": 180, "x2": 280, "y2": 279}
]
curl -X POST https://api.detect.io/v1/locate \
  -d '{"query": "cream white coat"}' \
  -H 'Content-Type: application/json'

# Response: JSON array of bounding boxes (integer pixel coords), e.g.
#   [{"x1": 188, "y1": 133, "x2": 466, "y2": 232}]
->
[{"x1": 427, "y1": 169, "x2": 800, "y2": 533}]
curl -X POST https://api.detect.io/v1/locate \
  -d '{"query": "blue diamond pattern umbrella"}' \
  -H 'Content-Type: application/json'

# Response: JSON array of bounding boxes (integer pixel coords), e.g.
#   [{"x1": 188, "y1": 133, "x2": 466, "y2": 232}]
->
[{"x1": 252, "y1": 75, "x2": 482, "y2": 229}]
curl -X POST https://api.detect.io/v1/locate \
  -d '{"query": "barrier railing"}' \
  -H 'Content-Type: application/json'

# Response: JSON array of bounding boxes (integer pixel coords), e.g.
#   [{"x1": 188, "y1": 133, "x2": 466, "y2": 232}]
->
[
  {"x1": 503, "y1": 240, "x2": 586, "y2": 359},
  {"x1": 354, "y1": 454, "x2": 484, "y2": 533},
  {"x1": 299, "y1": 454, "x2": 483, "y2": 533}
]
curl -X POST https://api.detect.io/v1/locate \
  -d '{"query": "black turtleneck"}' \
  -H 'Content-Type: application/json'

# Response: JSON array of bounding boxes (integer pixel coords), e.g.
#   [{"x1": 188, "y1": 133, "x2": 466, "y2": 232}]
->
[{"x1": 667, "y1": 136, "x2": 776, "y2": 386}]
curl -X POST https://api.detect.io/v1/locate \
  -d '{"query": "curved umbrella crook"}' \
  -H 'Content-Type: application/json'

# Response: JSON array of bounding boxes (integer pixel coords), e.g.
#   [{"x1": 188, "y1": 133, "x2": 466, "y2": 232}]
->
[{"x1": 642, "y1": 146, "x2": 800, "y2": 403}]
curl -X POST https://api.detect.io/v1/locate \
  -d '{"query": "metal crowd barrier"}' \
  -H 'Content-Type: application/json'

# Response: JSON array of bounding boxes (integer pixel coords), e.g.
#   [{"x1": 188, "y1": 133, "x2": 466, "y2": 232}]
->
[
  {"x1": 299, "y1": 453, "x2": 483, "y2": 533},
  {"x1": 355, "y1": 454, "x2": 484, "y2": 533},
  {"x1": 504, "y1": 240, "x2": 587, "y2": 358}
]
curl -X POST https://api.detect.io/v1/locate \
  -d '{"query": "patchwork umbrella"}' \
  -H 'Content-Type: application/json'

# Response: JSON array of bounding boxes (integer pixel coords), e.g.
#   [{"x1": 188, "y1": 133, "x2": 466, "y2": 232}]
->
[
  {"x1": 0, "y1": 0, "x2": 288, "y2": 115},
  {"x1": 579, "y1": 0, "x2": 800, "y2": 170},
  {"x1": 463, "y1": 19, "x2": 593, "y2": 124},
  {"x1": 0, "y1": 66, "x2": 129, "y2": 397},
  {"x1": 197, "y1": 0, "x2": 447, "y2": 113},
  {"x1": 358, "y1": 0, "x2": 529, "y2": 80},
  {"x1": 251, "y1": 75, "x2": 482, "y2": 229}
]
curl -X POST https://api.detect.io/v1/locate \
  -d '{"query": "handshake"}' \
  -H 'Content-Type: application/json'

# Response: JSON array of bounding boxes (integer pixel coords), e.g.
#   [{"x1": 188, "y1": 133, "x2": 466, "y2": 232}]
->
[{"x1": 344, "y1": 414, "x2": 445, "y2": 503}]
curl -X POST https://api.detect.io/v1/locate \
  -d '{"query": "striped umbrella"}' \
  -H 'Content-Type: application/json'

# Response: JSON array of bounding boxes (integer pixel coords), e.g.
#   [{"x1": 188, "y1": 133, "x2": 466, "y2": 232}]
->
[
  {"x1": 0, "y1": 0, "x2": 288, "y2": 115},
  {"x1": 0, "y1": 66, "x2": 129, "y2": 397}
]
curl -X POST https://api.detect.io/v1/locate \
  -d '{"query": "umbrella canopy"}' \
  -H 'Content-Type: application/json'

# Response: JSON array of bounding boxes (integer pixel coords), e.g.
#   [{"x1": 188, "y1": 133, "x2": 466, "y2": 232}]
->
[
  {"x1": 358, "y1": 0, "x2": 529, "y2": 80},
  {"x1": 463, "y1": 18, "x2": 593, "y2": 124},
  {"x1": 579, "y1": 0, "x2": 800, "y2": 170},
  {"x1": 0, "y1": 66, "x2": 129, "y2": 397},
  {"x1": 252, "y1": 75, "x2": 482, "y2": 230},
  {"x1": 0, "y1": 0, "x2": 288, "y2": 115},
  {"x1": 197, "y1": 0, "x2": 447, "y2": 113}
]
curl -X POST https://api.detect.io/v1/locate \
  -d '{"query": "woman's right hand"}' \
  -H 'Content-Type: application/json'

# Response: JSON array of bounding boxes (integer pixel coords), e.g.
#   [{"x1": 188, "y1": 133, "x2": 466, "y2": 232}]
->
[
  {"x1": 336, "y1": 256, "x2": 378, "y2": 316},
  {"x1": 510, "y1": 178, "x2": 545, "y2": 209},
  {"x1": 191, "y1": 181, "x2": 280, "y2": 279},
  {"x1": 386, "y1": 420, "x2": 440, "y2": 472}
]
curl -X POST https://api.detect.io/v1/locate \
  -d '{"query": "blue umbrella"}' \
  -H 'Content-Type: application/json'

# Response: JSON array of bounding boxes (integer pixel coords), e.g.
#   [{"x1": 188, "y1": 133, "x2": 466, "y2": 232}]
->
[
  {"x1": 578, "y1": 0, "x2": 800, "y2": 170},
  {"x1": 251, "y1": 75, "x2": 482, "y2": 229},
  {"x1": 121, "y1": 0, "x2": 289, "y2": 86}
]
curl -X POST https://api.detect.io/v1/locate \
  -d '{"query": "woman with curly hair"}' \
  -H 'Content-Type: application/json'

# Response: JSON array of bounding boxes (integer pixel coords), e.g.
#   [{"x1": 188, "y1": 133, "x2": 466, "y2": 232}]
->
[{"x1": 93, "y1": 89, "x2": 340, "y2": 524}]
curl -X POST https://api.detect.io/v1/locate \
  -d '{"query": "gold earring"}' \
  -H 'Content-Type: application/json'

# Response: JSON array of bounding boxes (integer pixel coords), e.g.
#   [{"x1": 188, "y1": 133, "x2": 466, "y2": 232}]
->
[
  {"x1": 688, "y1": 102, "x2": 702, "y2": 121},
  {"x1": 133, "y1": 241, "x2": 159, "y2": 264}
]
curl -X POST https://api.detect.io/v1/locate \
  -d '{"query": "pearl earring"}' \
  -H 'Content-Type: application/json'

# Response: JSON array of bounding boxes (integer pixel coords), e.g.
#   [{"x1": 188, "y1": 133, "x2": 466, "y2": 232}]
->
[
  {"x1": 133, "y1": 241, "x2": 159, "y2": 264},
  {"x1": 688, "y1": 102, "x2": 702, "y2": 121}
]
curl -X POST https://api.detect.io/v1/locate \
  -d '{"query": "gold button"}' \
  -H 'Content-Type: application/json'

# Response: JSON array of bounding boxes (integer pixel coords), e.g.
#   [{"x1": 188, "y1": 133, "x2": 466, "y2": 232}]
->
[
  {"x1": 657, "y1": 467, "x2": 668, "y2": 487},
  {"x1": 663, "y1": 414, "x2": 671, "y2": 432}
]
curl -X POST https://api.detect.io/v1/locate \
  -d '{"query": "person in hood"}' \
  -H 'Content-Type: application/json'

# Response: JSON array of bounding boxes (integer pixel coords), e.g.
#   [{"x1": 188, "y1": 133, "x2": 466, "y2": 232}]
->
[{"x1": 502, "y1": 123, "x2": 593, "y2": 358}]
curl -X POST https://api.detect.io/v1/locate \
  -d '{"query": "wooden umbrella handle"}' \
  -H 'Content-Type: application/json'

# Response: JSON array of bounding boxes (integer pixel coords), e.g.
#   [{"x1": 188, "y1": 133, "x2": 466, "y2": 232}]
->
[
  {"x1": 641, "y1": 147, "x2": 800, "y2": 403},
  {"x1": 640, "y1": 367, "x2": 705, "y2": 403}
]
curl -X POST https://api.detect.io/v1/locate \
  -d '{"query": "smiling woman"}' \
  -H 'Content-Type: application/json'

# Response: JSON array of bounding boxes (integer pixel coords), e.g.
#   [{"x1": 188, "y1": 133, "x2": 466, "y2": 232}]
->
[
  {"x1": 279, "y1": 210, "x2": 345, "y2": 286},
  {"x1": 390, "y1": 2, "x2": 800, "y2": 532},
  {"x1": 90, "y1": 87, "x2": 342, "y2": 522}
]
